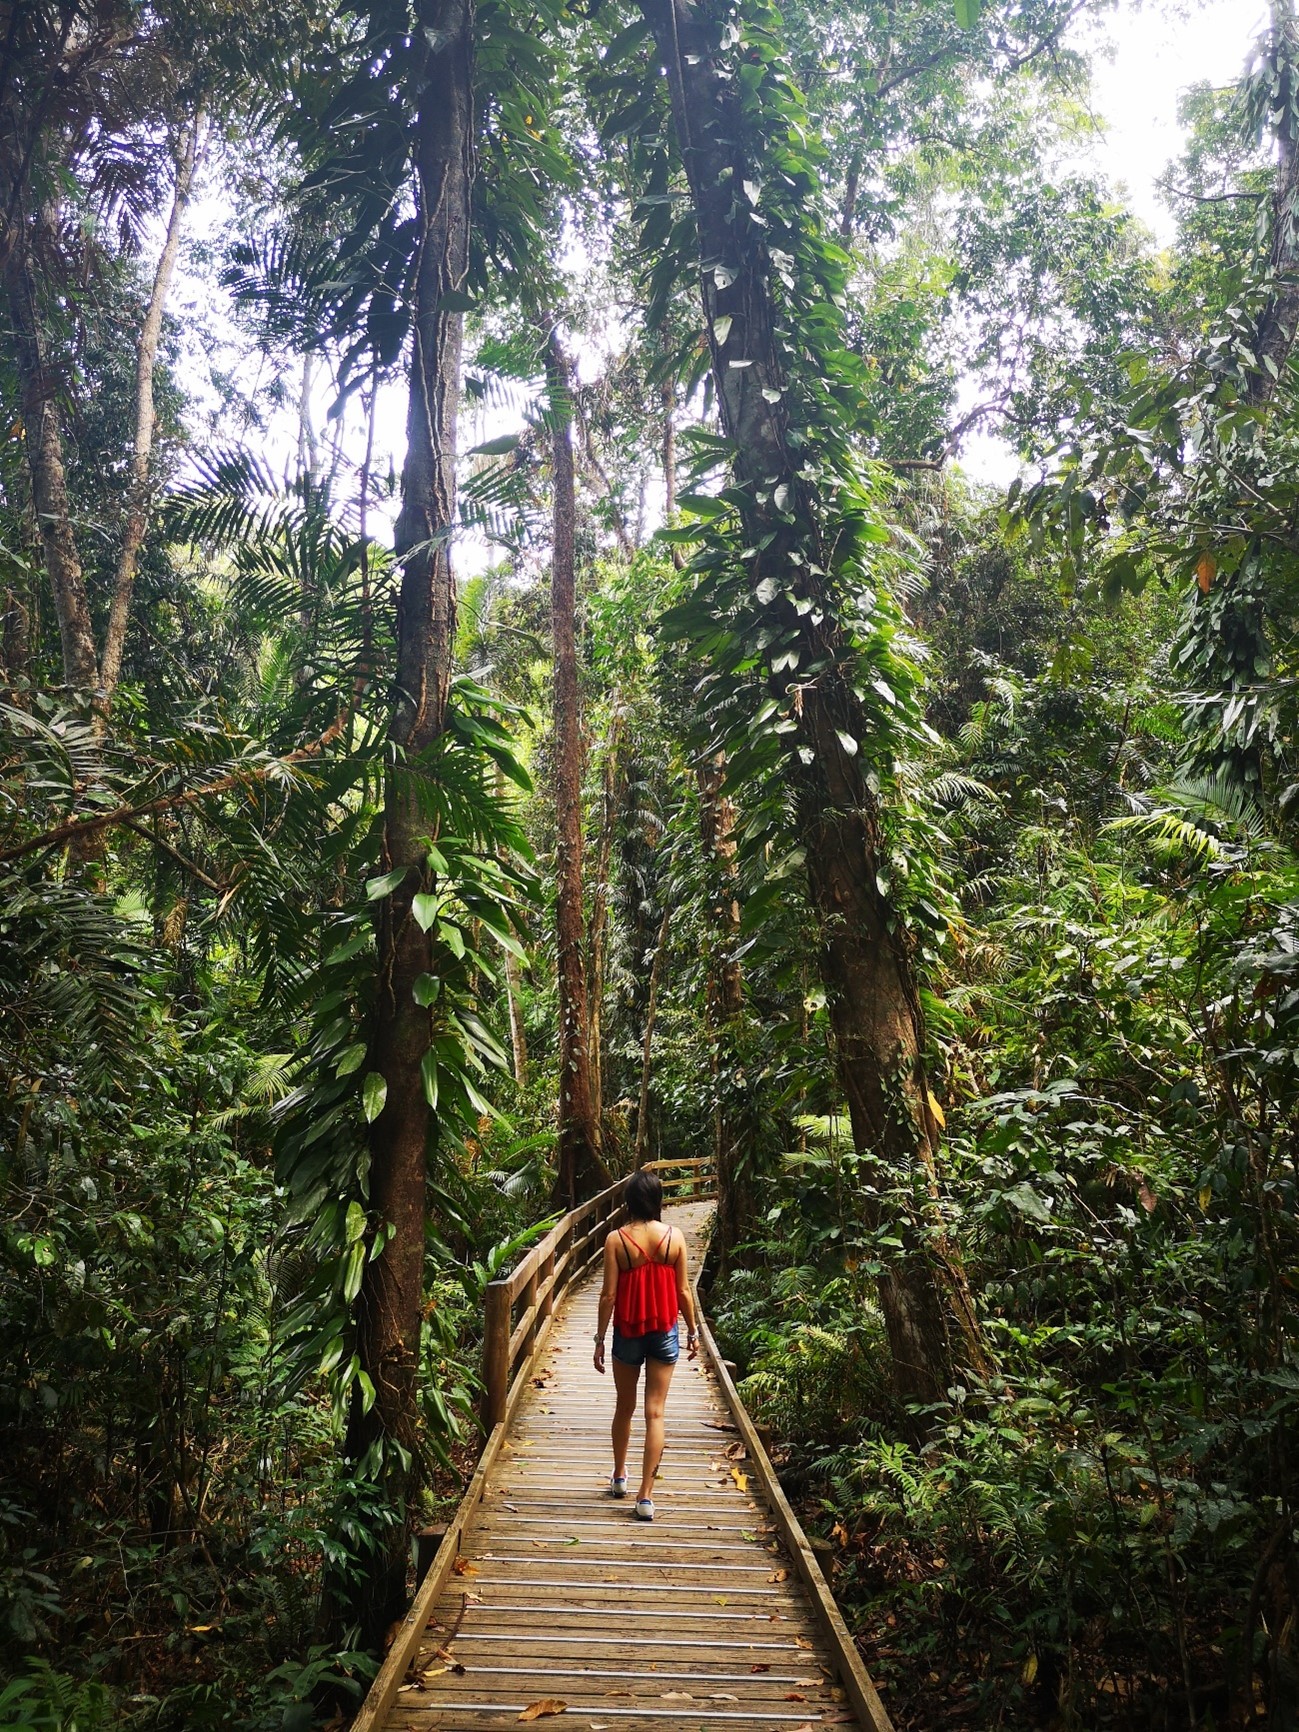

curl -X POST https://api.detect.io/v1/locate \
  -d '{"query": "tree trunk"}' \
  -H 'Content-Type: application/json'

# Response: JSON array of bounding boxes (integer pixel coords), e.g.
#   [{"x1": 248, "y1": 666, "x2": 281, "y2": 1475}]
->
[
  {"x1": 634, "y1": 905, "x2": 673, "y2": 1165},
  {"x1": 343, "y1": 0, "x2": 473, "y2": 1648},
  {"x1": 587, "y1": 706, "x2": 624, "y2": 1138},
  {"x1": 504, "y1": 947, "x2": 529, "y2": 1087},
  {"x1": 638, "y1": 0, "x2": 987, "y2": 1406},
  {"x1": 545, "y1": 330, "x2": 610, "y2": 1207},
  {"x1": 3, "y1": 208, "x2": 98, "y2": 695},
  {"x1": 697, "y1": 755, "x2": 748, "y2": 1266},
  {"x1": 100, "y1": 111, "x2": 204, "y2": 710}
]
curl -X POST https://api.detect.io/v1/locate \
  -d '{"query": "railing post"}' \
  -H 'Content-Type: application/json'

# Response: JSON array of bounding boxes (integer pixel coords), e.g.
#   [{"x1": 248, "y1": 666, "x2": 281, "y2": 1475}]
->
[
  {"x1": 523, "y1": 1264, "x2": 539, "y2": 1355},
  {"x1": 539, "y1": 1244, "x2": 555, "y2": 1324},
  {"x1": 482, "y1": 1280, "x2": 512, "y2": 1427}
]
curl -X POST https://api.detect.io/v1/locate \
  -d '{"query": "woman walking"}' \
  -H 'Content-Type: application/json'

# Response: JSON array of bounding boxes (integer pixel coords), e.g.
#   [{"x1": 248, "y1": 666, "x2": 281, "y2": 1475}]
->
[{"x1": 592, "y1": 1169, "x2": 700, "y2": 1520}]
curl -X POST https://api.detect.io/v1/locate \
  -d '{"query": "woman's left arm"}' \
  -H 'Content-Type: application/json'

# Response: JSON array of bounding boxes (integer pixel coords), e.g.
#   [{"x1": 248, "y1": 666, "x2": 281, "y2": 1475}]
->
[{"x1": 673, "y1": 1232, "x2": 700, "y2": 1360}]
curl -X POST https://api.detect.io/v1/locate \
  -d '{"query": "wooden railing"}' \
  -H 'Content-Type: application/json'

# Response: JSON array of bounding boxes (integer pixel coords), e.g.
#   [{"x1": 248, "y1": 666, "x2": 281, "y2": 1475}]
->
[{"x1": 479, "y1": 1156, "x2": 717, "y2": 1426}]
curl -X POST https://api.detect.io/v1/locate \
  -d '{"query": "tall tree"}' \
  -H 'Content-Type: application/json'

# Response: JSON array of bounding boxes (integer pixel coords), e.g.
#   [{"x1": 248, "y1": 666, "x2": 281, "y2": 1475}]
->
[
  {"x1": 100, "y1": 109, "x2": 206, "y2": 711},
  {"x1": 637, "y1": 0, "x2": 987, "y2": 1404},
  {"x1": 545, "y1": 330, "x2": 611, "y2": 1203},
  {"x1": 343, "y1": 0, "x2": 475, "y2": 1641}
]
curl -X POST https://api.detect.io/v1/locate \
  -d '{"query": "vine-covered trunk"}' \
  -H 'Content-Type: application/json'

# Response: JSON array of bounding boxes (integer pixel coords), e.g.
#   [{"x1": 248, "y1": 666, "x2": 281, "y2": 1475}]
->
[
  {"x1": 343, "y1": 0, "x2": 472, "y2": 1646},
  {"x1": 546, "y1": 332, "x2": 610, "y2": 1206},
  {"x1": 639, "y1": 0, "x2": 986, "y2": 1406}
]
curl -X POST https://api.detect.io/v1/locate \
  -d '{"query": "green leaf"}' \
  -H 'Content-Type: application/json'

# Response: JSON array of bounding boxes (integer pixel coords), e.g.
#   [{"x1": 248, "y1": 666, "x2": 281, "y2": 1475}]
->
[
  {"x1": 342, "y1": 1241, "x2": 365, "y2": 1303},
  {"x1": 366, "y1": 867, "x2": 407, "y2": 900},
  {"x1": 421, "y1": 1049, "x2": 439, "y2": 1110},
  {"x1": 837, "y1": 730, "x2": 859, "y2": 756},
  {"x1": 336, "y1": 1042, "x2": 368, "y2": 1078},
  {"x1": 713, "y1": 314, "x2": 733, "y2": 344},
  {"x1": 412, "y1": 892, "x2": 439, "y2": 932},
  {"x1": 440, "y1": 289, "x2": 479, "y2": 314},
  {"x1": 953, "y1": 0, "x2": 981, "y2": 27},
  {"x1": 362, "y1": 1071, "x2": 388, "y2": 1123},
  {"x1": 413, "y1": 973, "x2": 441, "y2": 1007},
  {"x1": 469, "y1": 433, "x2": 522, "y2": 456},
  {"x1": 677, "y1": 492, "x2": 729, "y2": 517},
  {"x1": 438, "y1": 920, "x2": 467, "y2": 960}
]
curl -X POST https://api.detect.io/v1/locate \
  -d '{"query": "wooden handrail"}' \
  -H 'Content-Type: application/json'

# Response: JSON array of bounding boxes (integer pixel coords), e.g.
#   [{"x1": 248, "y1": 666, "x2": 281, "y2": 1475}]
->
[{"x1": 479, "y1": 1156, "x2": 717, "y2": 1426}]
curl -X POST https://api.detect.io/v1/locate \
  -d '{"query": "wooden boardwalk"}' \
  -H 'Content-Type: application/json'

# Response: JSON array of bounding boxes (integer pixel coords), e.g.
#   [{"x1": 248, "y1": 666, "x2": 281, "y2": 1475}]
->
[{"x1": 372, "y1": 1202, "x2": 891, "y2": 1732}]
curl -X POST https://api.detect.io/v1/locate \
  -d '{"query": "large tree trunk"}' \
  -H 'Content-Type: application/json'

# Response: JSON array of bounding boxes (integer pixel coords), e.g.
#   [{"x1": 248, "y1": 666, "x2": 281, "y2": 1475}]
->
[
  {"x1": 3, "y1": 210, "x2": 98, "y2": 695},
  {"x1": 638, "y1": 0, "x2": 987, "y2": 1406},
  {"x1": 545, "y1": 330, "x2": 611, "y2": 1206},
  {"x1": 343, "y1": 0, "x2": 473, "y2": 1647},
  {"x1": 100, "y1": 111, "x2": 204, "y2": 710}
]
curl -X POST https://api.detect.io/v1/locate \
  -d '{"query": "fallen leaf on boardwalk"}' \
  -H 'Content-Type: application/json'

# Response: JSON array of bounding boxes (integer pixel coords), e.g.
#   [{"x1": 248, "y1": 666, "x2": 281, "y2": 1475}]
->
[
  {"x1": 794, "y1": 1677, "x2": 822, "y2": 1687},
  {"x1": 791, "y1": 1723, "x2": 817, "y2": 1732},
  {"x1": 714, "y1": 1596, "x2": 728, "y2": 1606},
  {"x1": 795, "y1": 1636, "x2": 814, "y2": 1649},
  {"x1": 709, "y1": 1693, "x2": 740, "y2": 1701},
  {"x1": 769, "y1": 1569, "x2": 789, "y2": 1583},
  {"x1": 750, "y1": 1663, "x2": 771, "y2": 1673},
  {"x1": 724, "y1": 1442, "x2": 747, "y2": 1461},
  {"x1": 452, "y1": 1558, "x2": 477, "y2": 1575},
  {"x1": 702, "y1": 1420, "x2": 736, "y2": 1432},
  {"x1": 517, "y1": 1700, "x2": 568, "y2": 1720},
  {"x1": 504, "y1": 1503, "x2": 520, "y2": 1512},
  {"x1": 660, "y1": 1691, "x2": 693, "y2": 1700},
  {"x1": 741, "y1": 1529, "x2": 758, "y2": 1541},
  {"x1": 730, "y1": 1467, "x2": 749, "y2": 1492},
  {"x1": 784, "y1": 1694, "x2": 807, "y2": 1703}
]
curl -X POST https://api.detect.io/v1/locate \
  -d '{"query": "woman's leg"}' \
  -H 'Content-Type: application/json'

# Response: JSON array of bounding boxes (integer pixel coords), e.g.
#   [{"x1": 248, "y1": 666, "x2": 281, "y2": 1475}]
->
[
  {"x1": 611, "y1": 1355, "x2": 640, "y2": 1480},
  {"x1": 638, "y1": 1355, "x2": 675, "y2": 1502}
]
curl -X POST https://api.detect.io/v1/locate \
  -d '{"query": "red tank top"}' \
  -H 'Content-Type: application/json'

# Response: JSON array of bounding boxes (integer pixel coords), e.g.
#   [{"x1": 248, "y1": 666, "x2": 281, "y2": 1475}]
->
[{"x1": 613, "y1": 1225, "x2": 679, "y2": 1336}]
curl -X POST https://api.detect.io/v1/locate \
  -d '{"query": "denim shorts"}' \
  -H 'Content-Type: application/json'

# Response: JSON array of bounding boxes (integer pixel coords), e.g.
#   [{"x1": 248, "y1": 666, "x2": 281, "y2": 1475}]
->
[{"x1": 611, "y1": 1323, "x2": 680, "y2": 1367}]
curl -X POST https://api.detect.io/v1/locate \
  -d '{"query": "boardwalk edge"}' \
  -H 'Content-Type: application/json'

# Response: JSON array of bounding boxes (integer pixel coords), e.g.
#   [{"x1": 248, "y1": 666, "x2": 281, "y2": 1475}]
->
[{"x1": 694, "y1": 1278, "x2": 897, "y2": 1732}]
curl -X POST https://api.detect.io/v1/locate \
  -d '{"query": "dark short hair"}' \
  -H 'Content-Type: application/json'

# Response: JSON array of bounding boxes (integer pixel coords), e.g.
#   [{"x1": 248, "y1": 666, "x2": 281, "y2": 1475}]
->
[{"x1": 625, "y1": 1168, "x2": 663, "y2": 1222}]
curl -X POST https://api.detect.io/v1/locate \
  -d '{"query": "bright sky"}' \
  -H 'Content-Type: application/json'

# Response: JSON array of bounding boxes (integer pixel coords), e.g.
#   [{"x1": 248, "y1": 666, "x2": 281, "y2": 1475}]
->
[{"x1": 1079, "y1": 0, "x2": 1267, "y2": 244}]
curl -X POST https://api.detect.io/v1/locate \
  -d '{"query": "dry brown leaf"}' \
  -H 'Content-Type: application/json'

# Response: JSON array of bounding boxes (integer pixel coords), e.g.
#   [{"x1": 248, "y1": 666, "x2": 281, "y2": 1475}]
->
[
  {"x1": 784, "y1": 1692, "x2": 807, "y2": 1702},
  {"x1": 661, "y1": 1692, "x2": 693, "y2": 1701},
  {"x1": 709, "y1": 1693, "x2": 740, "y2": 1701},
  {"x1": 1197, "y1": 553, "x2": 1216, "y2": 593},
  {"x1": 795, "y1": 1636, "x2": 814, "y2": 1649},
  {"x1": 768, "y1": 1568, "x2": 790, "y2": 1583},
  {"x1": 517, "y1": 1701, "x2": 568, "y2": 1721},
  {"x1": 750, "y1": 1664, "x2": 771, "y2": 1674},
  {"x1": 730, "y1": 1466, "x2": 749, "y2": 1493},
  {"x1": 452, "y1": 1558, "x2": 477, "y2": 1575}
]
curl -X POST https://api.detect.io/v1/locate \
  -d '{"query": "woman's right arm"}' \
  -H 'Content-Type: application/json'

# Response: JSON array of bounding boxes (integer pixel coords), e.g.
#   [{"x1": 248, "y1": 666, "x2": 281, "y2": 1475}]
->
[{"x1": 593, "y1": 1233, "x2": 619, "y2": 1374}]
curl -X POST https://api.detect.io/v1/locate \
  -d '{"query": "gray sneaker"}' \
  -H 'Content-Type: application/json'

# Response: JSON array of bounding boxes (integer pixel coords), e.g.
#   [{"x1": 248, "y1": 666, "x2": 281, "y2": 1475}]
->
[
  {"x1": 608, "y1": 1474, "x2": 628, "y2": 1499},
  {"x1": 634, "y1": 1498, "x2": 654, "y2": 1521}
]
